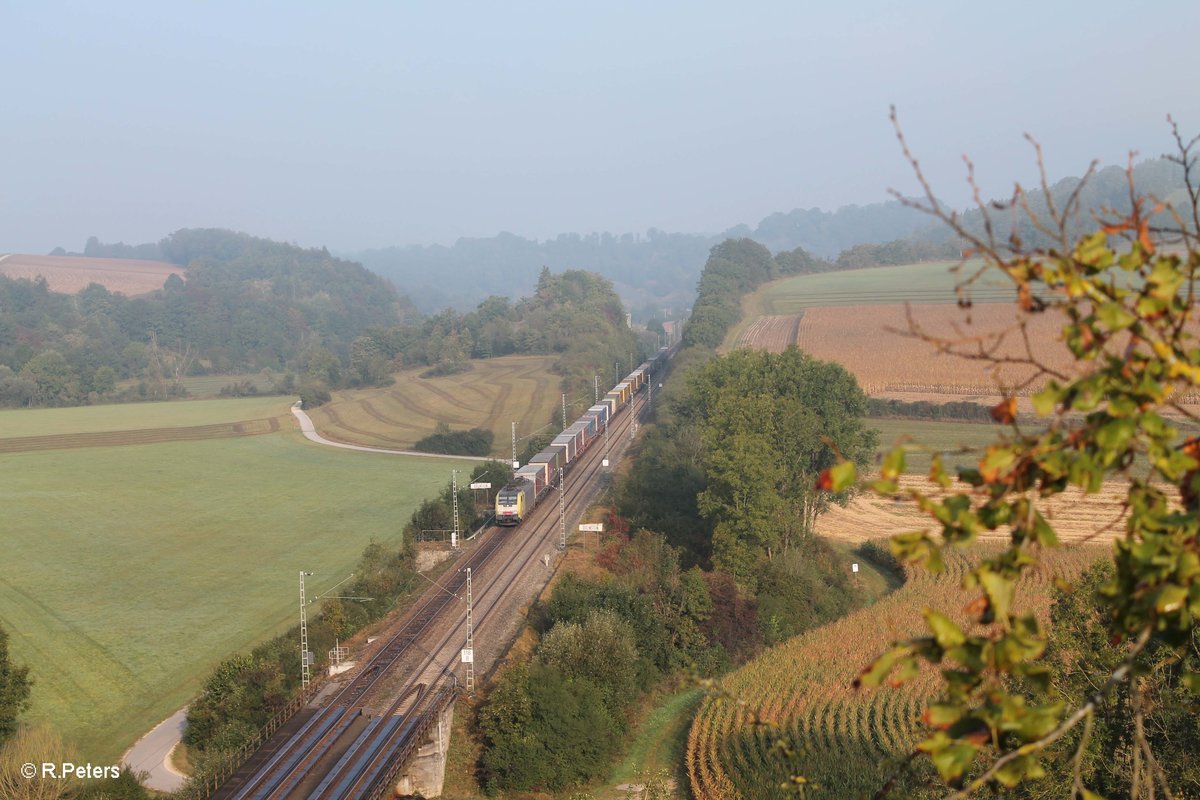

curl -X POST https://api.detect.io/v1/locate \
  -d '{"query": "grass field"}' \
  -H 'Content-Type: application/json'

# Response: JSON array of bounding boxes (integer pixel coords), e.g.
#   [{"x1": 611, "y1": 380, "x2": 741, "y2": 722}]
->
[
  {"x1": 0, "y1": 397, "x2": 288, "y2": 439},
  {"x1": 0, "y1": 427, "x2": 466, "y2": 762},
  {"x1": 757, "y1": 260, "x2": 1006, "y2": 313},
  {"x1": 724, "y1": 258, "x2": 1007, "y2": 351},
  {"x1": 307, "y1": 354, "x2": 563, "y2": 456},
  {"x1": 870, "y1": 417, "x2": 1005, "y2": 472}
]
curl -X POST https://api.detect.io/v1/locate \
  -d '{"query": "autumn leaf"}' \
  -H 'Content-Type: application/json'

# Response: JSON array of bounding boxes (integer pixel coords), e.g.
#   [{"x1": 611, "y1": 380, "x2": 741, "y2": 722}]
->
[{"x1": 990, "y1": 397, "x2": 1017, "y2": 424}]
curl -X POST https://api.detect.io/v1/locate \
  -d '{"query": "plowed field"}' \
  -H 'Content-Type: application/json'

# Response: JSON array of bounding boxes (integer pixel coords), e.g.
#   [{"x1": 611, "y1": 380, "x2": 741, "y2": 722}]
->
[{"x1": 0, "y1": 253, "x2": 183, "y2": 295}]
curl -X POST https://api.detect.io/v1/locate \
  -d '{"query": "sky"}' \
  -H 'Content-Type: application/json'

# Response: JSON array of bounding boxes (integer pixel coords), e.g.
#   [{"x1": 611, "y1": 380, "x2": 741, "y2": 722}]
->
[{"x1": 1, "y1": 0, "x2": 1197, "y2": 254}]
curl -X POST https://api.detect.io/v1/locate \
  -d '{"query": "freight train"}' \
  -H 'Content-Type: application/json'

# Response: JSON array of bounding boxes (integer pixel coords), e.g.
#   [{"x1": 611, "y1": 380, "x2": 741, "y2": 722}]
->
[{"x1": 495, "y1": 347, "x2": 669, "y2": 525}]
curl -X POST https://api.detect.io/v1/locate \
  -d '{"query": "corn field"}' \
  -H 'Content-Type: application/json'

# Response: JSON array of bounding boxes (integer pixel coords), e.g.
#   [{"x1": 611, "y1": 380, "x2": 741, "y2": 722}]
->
[{"x1": 686, "y1": 543, "x2": 1106, "y2": 799}]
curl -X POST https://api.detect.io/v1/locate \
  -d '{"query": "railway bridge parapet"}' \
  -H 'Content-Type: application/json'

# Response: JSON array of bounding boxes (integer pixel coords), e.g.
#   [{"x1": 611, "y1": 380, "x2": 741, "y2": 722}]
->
[{"x1": 394, "y1": 700, "x2": 455, "y2": 798}]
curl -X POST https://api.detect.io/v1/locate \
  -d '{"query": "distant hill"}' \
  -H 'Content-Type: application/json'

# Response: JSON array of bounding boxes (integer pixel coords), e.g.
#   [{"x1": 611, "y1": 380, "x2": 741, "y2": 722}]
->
[
  {"x1": 0, "y1": 229, "x2": 412, "y2": 407},
  {"x1": 350, "y1": 155, "x2": 1191, "y2": 316}
]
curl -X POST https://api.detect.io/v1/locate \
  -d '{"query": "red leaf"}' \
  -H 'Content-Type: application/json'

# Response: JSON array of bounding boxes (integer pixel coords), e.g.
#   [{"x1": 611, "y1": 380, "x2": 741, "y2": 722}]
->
[{"x1": 990, "y1": 397, "x2": 1017, "y2": 425}]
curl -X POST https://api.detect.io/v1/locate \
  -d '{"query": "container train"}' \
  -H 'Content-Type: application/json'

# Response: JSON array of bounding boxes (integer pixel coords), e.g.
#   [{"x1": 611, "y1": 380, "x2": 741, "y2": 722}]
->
[{"x1": 495, "y1": 347, "x2": 669, "y2": 525}]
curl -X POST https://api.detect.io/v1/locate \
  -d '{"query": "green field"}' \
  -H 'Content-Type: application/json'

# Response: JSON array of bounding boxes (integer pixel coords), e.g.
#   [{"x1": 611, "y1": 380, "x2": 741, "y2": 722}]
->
[
  {"x1": 757, "y1": 259, "x2": 1008, "y2": 312},
  {"x1": 0, "y1": 396, "x2": 287, "y2": 439},
  {"x1": 0, "y1": 427, "x2": 467, "y2": 761},
  {"x1": 308, "y1": 354, "x2": 563, "y2": 456},
  {"x1": 870, "y1": 417, "x2": 1004, "y2": 472},
  {"x1": 725, "y1": 259, "x2": 1013, "y2": 349}
]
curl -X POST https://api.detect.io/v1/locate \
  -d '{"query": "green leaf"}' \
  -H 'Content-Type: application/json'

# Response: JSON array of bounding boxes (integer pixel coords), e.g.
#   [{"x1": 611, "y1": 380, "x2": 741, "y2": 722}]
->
[
  {"x1": 855, "y1": 647, "x2": 907, "y2": 689},
  {"x1": 930, "y1": 742, "x2": 978, "y2": 783},
  {"x1": 1095, "y1": 418, "x2": 1135, "y2": 452},
  {"x1": 829, "y1": 460, "x2": 856, "y2": 493},
  {"x1": 1181, "y1": 672, "x2": 1200, "y2": 693},
  {"x1": 1155, "y1": 584, "x2": 1188, "y2": 614},
  {"x1": 978, "y1": 568, "x2": 1015, "y2": 624},
  {"x1": 1080, "y1": 790, "x2": 1107, "y2": 800},
  {"x1": 882, "y1": 446, "x2": 906, "y2": 480},
  {"x1": 929, "y1": 454, "x2": 952, "y2": 488},
  {"x1": 1031, "y1": 382, "x2": 1062, "y2": 416},
  {"x1": 1097, "y1": 301, "x2": 1136, "y2": 331},
  {"x1": 924, "y1": 610, "x2": 966, "y2": 648},
  {"x1": 957, "y1": 467, "x2": 984, "y2": 486}
]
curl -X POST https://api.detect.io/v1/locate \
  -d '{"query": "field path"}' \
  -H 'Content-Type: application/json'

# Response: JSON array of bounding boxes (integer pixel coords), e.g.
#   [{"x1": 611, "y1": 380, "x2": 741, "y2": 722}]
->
[
  {"x1": 122, "y1": 708, "x2": 187, "y2": 792},
  {"x1": 290, "y1": 403, "x2": 480, "y2": 461}
]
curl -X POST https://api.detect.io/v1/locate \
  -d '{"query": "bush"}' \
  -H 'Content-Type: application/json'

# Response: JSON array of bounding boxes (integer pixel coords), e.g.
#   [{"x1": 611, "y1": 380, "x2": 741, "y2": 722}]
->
[
  {"x1": 419, "y1": 360, "x2": 472, "y2": 378},
  {"x1": 412, "y1": 422, "x2": 493, "y2": 455},
  {"x1": 479, "y1": 663, "x2": 621, "y2": 792}
]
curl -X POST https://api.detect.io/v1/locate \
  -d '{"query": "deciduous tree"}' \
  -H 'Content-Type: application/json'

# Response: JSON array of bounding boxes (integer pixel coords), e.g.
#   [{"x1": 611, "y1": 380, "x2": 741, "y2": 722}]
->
[{"x1": 845, "y1": 114, "x2": 1200, "y2": 797}]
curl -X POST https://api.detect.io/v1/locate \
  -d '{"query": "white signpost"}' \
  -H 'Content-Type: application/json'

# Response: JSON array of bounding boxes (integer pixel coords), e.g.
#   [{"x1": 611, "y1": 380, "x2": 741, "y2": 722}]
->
[
  {"x1": 852, "y1": 563, "x2": 859, "y2": 573},
  {"x1": 469, "y1": 482, "x2": 492, "y2": 490},
  {"x1": 578, "y1": 523, "x2": 604, "y2": 532},
  {"x1": 461, "y1": 648, "x2": 474, "y2": 663}
]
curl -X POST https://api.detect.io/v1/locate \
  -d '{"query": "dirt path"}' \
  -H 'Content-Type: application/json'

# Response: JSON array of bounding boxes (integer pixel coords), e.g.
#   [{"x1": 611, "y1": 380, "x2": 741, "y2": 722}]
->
[{"x1": 290, "y1": 403, "x2": 481, "y2": 461}]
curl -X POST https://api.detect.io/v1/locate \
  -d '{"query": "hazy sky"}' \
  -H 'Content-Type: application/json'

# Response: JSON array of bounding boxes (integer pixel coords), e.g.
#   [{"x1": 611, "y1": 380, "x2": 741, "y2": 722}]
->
[{"x1": 2, "y1": 1, "x2": 1197, "y2": 254}]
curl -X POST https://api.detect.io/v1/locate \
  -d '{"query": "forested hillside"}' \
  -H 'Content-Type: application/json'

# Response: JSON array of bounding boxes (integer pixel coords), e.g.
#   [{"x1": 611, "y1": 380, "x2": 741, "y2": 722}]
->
[
  {"x1": 0, "y1": 229, "x2": 411, "y2": 407},
  {"x1": 345, "y1": 267, "x2": 645, "y2": 416}
]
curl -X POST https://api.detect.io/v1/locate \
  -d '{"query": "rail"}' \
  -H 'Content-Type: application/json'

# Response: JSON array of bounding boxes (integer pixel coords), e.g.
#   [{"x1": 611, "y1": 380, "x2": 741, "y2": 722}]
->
[
  {"x1": 200, "y1": 680, "x2": 322, "y2": 798},
  {"x1": 361, "y1": 684, "x2": 459, "y2": 800}
]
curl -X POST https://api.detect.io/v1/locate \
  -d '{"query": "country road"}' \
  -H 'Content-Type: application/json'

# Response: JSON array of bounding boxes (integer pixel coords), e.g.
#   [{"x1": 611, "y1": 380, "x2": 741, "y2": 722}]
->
[
  {"x1": 290, "y1": 402, "x2": 482, "y2": 461},
  {"x1": 122, "y1": 707, "x2": 187, "y2": 792}
]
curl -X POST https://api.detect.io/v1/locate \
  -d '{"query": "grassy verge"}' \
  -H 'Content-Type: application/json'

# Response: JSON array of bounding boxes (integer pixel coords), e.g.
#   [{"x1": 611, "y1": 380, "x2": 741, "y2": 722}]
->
[{"x1": 599, "y1": 687, "x2": 705, "y2": 799}]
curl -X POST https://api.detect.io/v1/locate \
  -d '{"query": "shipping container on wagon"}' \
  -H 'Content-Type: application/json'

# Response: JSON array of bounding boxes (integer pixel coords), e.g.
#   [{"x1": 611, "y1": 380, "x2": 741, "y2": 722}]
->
[
  {"x1": 552, "y1": 433, "x2": 577, "y2": 463},
  {"x1": 569, "y1": 416, "x2": 596, "y2": 441},
  {"x1": 530, "y1": 447, "x2": 564, "y2": 477},
  {"x1": 516, "y1": 463, "x2": 548, "y2": 497},
  {"x1": 586, "y1": 403, "x2": 610, "y2": 430}
]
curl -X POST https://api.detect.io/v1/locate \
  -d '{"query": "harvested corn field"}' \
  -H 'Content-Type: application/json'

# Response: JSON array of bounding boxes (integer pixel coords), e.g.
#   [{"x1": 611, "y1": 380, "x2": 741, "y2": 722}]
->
[
  {"x1": 796, "y1": 302, "x2": 1077, "y2": 396},
  {"x1": 732, "y1": 314, "x2": 803, "y2": 352}
]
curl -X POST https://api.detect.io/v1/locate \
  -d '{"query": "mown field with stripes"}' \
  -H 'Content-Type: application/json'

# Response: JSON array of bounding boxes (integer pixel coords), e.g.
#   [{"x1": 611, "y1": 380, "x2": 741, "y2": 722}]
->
[{"x1": 305, "y1": 354, "x2": 564, "y2": 455}]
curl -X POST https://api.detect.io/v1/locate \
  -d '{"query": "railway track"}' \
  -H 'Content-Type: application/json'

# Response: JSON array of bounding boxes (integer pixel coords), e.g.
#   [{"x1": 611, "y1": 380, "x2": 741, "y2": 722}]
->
[{"x1": 210, "y1": 387, "x2": 651, "y2": 800}]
